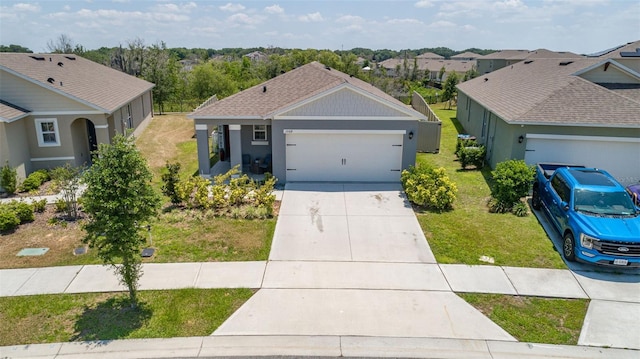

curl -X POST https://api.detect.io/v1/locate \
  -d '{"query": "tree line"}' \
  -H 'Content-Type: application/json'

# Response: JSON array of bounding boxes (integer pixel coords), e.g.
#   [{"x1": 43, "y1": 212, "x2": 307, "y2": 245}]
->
[{"x1": 2, "y1": 34, "x2": 486, "y2": 112}]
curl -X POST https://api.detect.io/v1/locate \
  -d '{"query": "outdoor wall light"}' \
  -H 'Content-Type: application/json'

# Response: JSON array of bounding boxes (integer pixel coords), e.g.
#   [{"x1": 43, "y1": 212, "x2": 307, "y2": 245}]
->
[
  {"x1": 518, "y1": 135, "x2": 524, "y2": 143},
  {"x1": 409, "y1": 131, "x2": 414, "y2": 140}
]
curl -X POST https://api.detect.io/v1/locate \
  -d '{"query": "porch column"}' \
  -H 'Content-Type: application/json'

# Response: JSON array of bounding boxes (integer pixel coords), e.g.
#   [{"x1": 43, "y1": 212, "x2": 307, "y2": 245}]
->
[
  {"x1": 195, "y1": 124, "x2": 210, "y2": 175},
  {"x1": 94, "y1": 124, "x2": 110, "y2": 144},
  {"x1": 229, "y1": 124, "x2": 242, "y2": 172}
]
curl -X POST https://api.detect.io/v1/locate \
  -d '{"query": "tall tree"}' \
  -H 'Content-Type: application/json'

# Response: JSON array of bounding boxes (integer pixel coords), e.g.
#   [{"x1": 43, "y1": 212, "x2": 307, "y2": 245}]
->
[
  {"x1": 81, "y1": 135, "x2": 160, "y2": 307},
  {"x1": 143, "y1": 41, "x2": 177, "y2": 114},
  {"x1": 47, "y1": 34, "x2": 75, "y2": 53}
]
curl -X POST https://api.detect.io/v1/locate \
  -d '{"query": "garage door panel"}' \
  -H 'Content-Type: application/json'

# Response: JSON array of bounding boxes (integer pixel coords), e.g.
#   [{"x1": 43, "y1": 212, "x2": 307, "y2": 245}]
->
[
  {"x1": 524, "y1": 135, "x2": 640, "y2": 185},
  {"x1": 286, "y1": 132, "x2": 403, "y2": 182}
]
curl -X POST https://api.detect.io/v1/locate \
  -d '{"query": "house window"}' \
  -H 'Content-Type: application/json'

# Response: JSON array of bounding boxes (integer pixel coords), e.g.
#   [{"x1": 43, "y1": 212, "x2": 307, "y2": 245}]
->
[
  {"x1": 253, "y1": 125, "x2": 267, "y2": 141},
  {"x1": 35, "y1": 118, "x2": 60, "y2": 147}
]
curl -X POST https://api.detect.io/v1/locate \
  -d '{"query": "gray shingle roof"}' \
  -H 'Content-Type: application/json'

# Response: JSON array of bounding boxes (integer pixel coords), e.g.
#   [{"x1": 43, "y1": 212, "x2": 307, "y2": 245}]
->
[
  {"x1": 457, "y1": 58, "x2": 640, "y2": 127},
  {"x1": 0, "y1": 53, "x2": 154, "y2": 113},
  {"x1": 478, "y1": 49, "x2": 582, "y2": 60},
  {"x1": 189, "y1": 61, "x2": 414, "y2": 119},
  {"x1": 597, "y1": 40, "x2": 640, "y2": 59}
]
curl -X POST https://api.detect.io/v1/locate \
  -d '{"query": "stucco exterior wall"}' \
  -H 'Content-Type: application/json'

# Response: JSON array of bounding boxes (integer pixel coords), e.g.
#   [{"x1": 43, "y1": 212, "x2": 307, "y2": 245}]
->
[
  {"x1": 271, "y1": 119, "x2": 418, "y2": 182},
  {"x1": 0, "y1": 120, "x2": 31, "y2": 180},
  {"x1": 0, "y1": 71, "x2": 94, "y2": 112},
  {"x1": 239, "y1": 125, "x2": 272, "y2": 164}
]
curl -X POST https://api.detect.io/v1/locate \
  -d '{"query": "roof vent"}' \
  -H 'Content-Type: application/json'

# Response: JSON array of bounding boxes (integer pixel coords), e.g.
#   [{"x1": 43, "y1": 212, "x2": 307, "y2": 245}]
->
[
  {"x1": 47, "y1": 77, "x2": 55, "y2": 84},
  {"x1": 484, "y1": 78, "x2": 488, "y2": 82},
  {"x1": 559, "y1": 61, "x2": 573, "y2": 66},
  {"x1": 30, "y1": 56, "x2": 45, "y2": 61},
  {"x1": 64, "y1": 56, "x2": 76, "y2": 60},
  {"x1": 325, "y1": 66, "x2": 331, "y2": 70},
  {"x1": 524, "y1": 60, "x2": 533, "y2": 64},
  {"x1": 57, "y1": 62, "x2": 64, "y2": 67},
  {"x1": 263, "y1": 86, "x2": 267, "y2": 93}
]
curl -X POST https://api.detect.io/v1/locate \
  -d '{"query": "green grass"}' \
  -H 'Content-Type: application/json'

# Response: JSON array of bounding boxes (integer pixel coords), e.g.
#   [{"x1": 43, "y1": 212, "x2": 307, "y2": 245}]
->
[
  {"x1": 416, "y1": 103, "x2": 566, "y2": 268},
  {"x1": 0, "y1": 288, "x2": 254, "y2": 346},
  {"x1": 460, "y1": 293, "x2": 589, "y2": 345}
]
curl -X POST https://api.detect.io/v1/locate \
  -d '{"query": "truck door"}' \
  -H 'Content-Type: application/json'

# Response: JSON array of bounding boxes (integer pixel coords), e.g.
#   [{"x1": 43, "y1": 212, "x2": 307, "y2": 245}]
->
[{"x1": 549, "y1": 175, "x2": 571, "y2": 231}]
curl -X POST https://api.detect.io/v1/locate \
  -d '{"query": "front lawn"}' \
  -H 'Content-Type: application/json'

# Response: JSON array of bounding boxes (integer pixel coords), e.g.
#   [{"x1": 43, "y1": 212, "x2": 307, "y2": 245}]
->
[
  {"x1": 416, "y1": 103, "x2": 565, "y2": 268},
  {"x1": 0, "y1": 288, "x2": 254, "y2": 346},
  {"x1": 0, "y1": 113, "x2": 275, "y2": 269},
  {"x1": 460, "y1": 293, "x2": 589, "y2": 345}
]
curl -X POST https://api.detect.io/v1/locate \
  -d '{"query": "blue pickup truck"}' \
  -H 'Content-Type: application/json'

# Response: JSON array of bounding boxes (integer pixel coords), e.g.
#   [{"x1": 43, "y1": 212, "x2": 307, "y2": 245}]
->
[{"x1": 532, "y1": 164, "x2": 640, "y2": 267}]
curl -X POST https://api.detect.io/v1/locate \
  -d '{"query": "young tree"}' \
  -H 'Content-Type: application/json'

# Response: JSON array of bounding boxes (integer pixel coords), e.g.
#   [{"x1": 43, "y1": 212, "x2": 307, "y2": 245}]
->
[
  {"x1": 0, "y1": 161, "x2": 17, "y2": 195},
  {"x1": 442, "y1": 72, "x2": 459, "y2": 109},
  {"x1": 50, "y1": 163, "x2": 82, "y2": 220},
  {"x1": 47, "y1": 34, "x2": 75, "y2": 53},
  {"x1": 81, "y1": 135, "x2": 160, "y2": 306}
]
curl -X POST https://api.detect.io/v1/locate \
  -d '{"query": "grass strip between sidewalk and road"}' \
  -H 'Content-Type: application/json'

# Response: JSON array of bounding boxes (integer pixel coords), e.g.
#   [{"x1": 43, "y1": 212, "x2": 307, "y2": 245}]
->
[
  {"x1": 460, "y1": 293, "x2": 589, "y2": 345},
  {"x1": 0, "y1": 288, "x2": 254, "y2": 346},
  {"x1": 415, "y1": 103, "x2": 566, "y2": 269}
]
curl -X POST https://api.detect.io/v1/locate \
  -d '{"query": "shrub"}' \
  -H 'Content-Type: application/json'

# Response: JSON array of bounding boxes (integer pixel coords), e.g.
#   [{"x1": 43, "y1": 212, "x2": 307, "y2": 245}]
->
[
  {"x1": 455, "y1": 138, "x2": 477, "y2": 157},
  {"x1": 54, "y1": 198, "x2": 68, "y2": 213},
  {"x1": 19, "y1": 169, "x2": 50, "y2": 192},
  {"x1": 0, "y1": 161, "x2": 18, "y2": 194},
  {"x1": 176, "y1": 176, "x2": 211, "y2": 208},
  {"x1": 459, "y1": 145, "x2": 486, "y2": 169},
  {"x1": 401, "y1": 165, "x2": 457, "y2": 211},
  {"x1": 512, "y1": 202, "x2": 529, "y2": 217},
  {"x1": 32, "y1": 199, "x2": 47, "y2": 213},
  {"x1": 161, "y1": 162, "x2": 182, "y2": 204},
  {"x1": 7, "y1": 201, "x2": 34, "y2": 223},
  {"x1": 0, "y1": 205, "x2": 20, "y2": 232},
  {"x1": 491, "y1": 160, "x2": 535, "y2": 206}
]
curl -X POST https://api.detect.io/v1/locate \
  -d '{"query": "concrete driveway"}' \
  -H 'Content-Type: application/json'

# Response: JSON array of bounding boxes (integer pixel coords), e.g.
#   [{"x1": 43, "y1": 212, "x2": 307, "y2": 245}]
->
[
  {"x1": 270, "y1": 182, "x2": 436, "y2": 263},
  {"x1": 214, "y1": 183, "x2": 515, "y2": 342}
]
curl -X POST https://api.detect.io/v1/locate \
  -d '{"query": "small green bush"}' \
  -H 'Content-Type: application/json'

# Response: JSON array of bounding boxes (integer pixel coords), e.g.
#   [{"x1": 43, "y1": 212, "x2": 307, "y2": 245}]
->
[
  {"x1": 7, "y1": 201, "x2": 34, "y2": 223},
  {"x1": 491, "y1": 160, "x2": 535, "y2": 206},
  {"x1": 19, "y1": 170, "x2": 50, "y2": 192},
  {"x1": 401, "y1": 165, "x2": 457, "y2": 211},
  {"x1": 512, "y1": 202, "x2": 529, "y2": 217},
  {"x1": 0, "y1": 161, "x2": 18, "y2": 194},
  {"x1": 459, "y1": 146, "x2": 486, "y2": 169},
  {"x1": 176, "y1": 176, "x2": 211, "y2": 209},
  {"x1": 32, "y1": 199, "x2": 47, "y2": 213},
  {"x1": 54, "y1": 198, "x2": 68, "y2": 213},
  {"x1": 455, "y1": 138, "x2": 477, "y2": 157},
  {"x1": 0, "y1": 205, "x2": 20, "y2": 232},
  {"x1": 161, "y1": 162, "x2": 182, "y2": 204}
]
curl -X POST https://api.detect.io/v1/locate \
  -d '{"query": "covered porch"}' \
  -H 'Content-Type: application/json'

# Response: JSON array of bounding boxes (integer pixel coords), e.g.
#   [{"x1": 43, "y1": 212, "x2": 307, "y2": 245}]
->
[{"x1": 195, "y1": 123, "x2": 272, "y2": 178}]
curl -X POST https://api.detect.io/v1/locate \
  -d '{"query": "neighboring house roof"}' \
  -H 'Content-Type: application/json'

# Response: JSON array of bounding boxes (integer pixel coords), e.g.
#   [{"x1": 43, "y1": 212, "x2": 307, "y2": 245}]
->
[
  {"x1": 451, "y1": 52, "x2": 481, "y2": 59},
  {"x1": 417, "y1": 52, "x2": 444, "y2": 59},
  {"x1": 190, "y1": 61, "x2": 422, "y2": 120},
  {"x1": 596, "y1": 40, "x2": 640, "y2": 59},
  {"x1": 0, "y1": 99, "x2": 29, "y2": 122},
  {"x1": 417, "y1": 59, "x2": 474, "y2": 73},
  {"x1": 457, "y1": 58, "x2": 640, "y2": 128},
  {"x1": 477, "y1": 49, "x2": 582, "y2": 61},
  {"x1": 244, "y1": 51, "x2": 268, "y2": 61},
  {"x1": 0, "y1": 53, "x2": 154, "y2": 114}
]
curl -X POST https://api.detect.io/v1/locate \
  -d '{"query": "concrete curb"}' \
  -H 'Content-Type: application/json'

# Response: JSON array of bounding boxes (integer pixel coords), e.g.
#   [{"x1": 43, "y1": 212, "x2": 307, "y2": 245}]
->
[{"x1": 1, "y1": 336, "x2": 638, "y2": 359}]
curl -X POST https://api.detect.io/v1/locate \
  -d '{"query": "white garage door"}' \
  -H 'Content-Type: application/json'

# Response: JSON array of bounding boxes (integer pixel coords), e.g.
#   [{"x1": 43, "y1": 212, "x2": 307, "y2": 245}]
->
[
  {"x1": 524, "y1": 134, "x2": 640, "y2": 185},
  {"x1": 285, "y1": 130, "x2": 404, "y2": 182}
]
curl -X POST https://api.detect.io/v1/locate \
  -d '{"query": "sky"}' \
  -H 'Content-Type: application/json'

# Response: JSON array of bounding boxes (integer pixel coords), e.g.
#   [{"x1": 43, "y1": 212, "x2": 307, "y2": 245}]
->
[{"x1": 1, "y1": 0, "x2": 639, "y2": 55}]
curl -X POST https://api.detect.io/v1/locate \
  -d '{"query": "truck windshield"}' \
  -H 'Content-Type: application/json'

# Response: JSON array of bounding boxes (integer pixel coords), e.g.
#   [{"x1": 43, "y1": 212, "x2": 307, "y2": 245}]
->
[{"x1": 574, "y1": 189, "x2": 638, "y2": 216}]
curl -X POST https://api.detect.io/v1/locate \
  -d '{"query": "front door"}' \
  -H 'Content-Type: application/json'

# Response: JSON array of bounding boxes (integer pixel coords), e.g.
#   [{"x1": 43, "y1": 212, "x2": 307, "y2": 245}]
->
[{"x1": 86, "y1": 119, "x2": 98, "y2": 153}]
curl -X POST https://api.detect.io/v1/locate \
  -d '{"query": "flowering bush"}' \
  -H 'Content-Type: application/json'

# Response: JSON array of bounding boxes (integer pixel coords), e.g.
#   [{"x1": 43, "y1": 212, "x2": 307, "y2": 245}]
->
[{"x1": 401, "y1": 165, "x2": 457, "y2": 211}]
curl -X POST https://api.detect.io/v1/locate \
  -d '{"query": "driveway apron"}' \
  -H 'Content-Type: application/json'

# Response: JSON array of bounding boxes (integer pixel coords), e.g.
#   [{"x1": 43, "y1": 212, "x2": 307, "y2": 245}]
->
[{"x1": 214, "y1": 183, "x2": 515, "y2": 341}]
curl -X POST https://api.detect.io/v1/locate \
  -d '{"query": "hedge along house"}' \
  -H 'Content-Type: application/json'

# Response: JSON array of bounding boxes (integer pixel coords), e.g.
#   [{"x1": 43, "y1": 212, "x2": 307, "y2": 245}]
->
[
  {"x1": 456, "y1": 41, "x2": 640, "y2": 185},
  {"x1": 189, "y1": 61, "x2": 426, "y2": 183},
  {"x1": 0, "y1": 53, "x2": 154, "y2": 181}
]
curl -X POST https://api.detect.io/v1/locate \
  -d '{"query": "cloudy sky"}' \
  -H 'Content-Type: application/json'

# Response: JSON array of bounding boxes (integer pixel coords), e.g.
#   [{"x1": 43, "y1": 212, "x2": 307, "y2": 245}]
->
[{"x1": 1, "y1": 0, "x2": 638, "y2": 54}]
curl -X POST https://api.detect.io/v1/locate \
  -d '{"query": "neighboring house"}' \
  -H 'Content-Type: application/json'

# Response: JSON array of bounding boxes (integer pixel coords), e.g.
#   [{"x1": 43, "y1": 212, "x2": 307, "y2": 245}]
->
[
  {"x1": 456, "y1": 41, "x2": 640, "y2": 185},
  {"x1": 379, "y1": 56, "x2": 474, "y2": 81},
  {"x1": 0, "y1": 53, "x2": 154, "y2": 180},
  {"x1": 416, "y1": 52, "x2": 444, "y2": 60},
  {"x1": 476, "y1": 49, "x2": 583, "y2": 74},
  {"x1": 188, "y1": 61, "x2": 426, "y2": 183},
  {"x1": 244, "y1": 51, "x2": 268, "y2": 62},
  {"x1": 451, "y1": 52, "x2": 481, "y2": 61}
]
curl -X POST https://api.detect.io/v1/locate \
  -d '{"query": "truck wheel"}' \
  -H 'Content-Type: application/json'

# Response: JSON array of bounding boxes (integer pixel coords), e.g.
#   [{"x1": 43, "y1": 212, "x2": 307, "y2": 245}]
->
[
  {"x1": 532, "y1": 185, "x2": 541, "y2": 210},
  {"x1": 563, "y1": 233, "x2": 576, "y2": 262}
]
